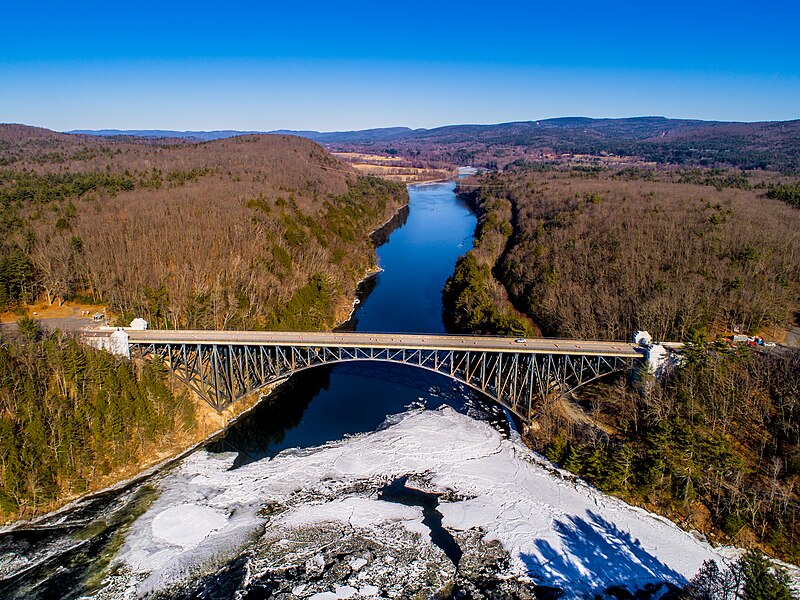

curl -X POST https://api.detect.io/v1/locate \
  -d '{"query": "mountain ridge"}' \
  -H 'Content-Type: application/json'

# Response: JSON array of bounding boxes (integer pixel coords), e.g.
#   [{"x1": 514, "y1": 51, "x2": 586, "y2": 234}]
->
[
  {"x1": 64, "y1": 116, "x2": 768, "y2": 144},
  {"x1": 9, "y1": 116, "x2": 800, "y2": 170}
]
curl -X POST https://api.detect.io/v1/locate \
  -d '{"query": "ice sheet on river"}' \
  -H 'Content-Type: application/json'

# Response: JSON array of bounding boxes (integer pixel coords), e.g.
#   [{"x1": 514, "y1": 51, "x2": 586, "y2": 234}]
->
[{"x1": 116, "y1": 407, "x2": 723, "y2": 597}]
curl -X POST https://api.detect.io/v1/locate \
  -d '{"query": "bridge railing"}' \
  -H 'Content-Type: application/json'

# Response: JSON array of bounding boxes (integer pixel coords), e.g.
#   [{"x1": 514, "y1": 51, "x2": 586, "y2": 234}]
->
[{"x1": 81, "y1": 328, "x2": 680, "y2": 420}]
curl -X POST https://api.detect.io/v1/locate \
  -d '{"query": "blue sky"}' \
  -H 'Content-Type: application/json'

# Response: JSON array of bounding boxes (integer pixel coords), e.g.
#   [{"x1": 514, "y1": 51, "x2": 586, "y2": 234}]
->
[{"x1": 1, "y1": 1, "x2": 798, "y2": 131}]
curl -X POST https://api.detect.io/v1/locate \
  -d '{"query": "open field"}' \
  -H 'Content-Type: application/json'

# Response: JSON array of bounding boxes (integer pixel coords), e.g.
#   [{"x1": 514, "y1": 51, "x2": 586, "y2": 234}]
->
[
  {"x1": 332, "y1": 151, "x2": 455, "y2": 182},
  {"x1": 0, "y1": 300, "x2": 111, "y2": 325}
]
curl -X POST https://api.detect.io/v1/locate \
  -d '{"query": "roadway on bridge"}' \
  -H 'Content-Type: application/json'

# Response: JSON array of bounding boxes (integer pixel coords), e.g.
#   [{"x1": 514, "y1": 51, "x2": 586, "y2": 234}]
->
[{"x1": 124, "y1": 330, "x2": 644, "y2": 357}]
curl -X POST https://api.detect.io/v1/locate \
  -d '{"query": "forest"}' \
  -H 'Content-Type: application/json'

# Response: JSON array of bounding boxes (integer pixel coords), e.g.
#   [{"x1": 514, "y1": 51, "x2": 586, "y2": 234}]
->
[
  {"x1": 0, "y1": 320, "x2": 195, "y2": 518},
  {"x1": 444, "y1": 164, "x2": 800, "y2": 562},
  {"x1": 447, "y1": 167, "x2": 800, "y2": 341},
  {"x1": 0, "y1": 125, "x2": 408, "y2": 329},
  {"x1": 0, "y1": 125, "x2": 408, "y2": 520}
]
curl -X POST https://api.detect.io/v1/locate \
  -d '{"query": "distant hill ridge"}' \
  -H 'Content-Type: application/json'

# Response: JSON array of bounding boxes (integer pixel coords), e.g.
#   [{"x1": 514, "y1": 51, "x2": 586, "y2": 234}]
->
[
  {"x1": 66, "y1": 116, "x2": 792, "y2": 144},
  {"x1": 65, "y1": 125, "x2": 423, "y2": 143},
  {"x1": 65, "y1": 128, "x2": 264, "y2": 141},
  {"x1": 8, "y1": 116, "x2": 800, "y2": 170}
]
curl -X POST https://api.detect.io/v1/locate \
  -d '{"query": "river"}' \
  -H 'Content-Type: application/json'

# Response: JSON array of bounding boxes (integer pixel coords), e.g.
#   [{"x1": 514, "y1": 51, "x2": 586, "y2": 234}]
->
[
  {"x1": 0, "y1": 181, "x2": 498, "y2": 597},
  {"x1": 0, "y1": 181, "x2": 729, "y2": 599},
  {"x1": 207, "y1": 181, "x2": 498, "y2": 468}
]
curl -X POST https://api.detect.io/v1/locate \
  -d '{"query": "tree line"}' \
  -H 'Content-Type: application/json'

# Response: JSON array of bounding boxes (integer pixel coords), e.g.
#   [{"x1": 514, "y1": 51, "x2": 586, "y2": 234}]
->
[
  {"x1": 681, "y1": 550, "x2": 793, "y2": 599},
  {"x1": 443, "y1": 165, "x2": 800, "y2": 564},
  {"x1": 0, "y1": 321, "x2": 194, "y2": 519},
  {"x1": 0, "y1": 130, "x2": 408, "y2": 332},
  {"x1": 767, "y1": 183, "x2": 800, "y2": 208}
]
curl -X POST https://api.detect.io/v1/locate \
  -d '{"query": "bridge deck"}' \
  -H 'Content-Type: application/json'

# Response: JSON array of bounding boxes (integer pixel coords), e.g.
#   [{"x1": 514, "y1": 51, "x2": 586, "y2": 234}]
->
[{"x1": 125, "y1": 330, "x2": 643, "y2": 358}]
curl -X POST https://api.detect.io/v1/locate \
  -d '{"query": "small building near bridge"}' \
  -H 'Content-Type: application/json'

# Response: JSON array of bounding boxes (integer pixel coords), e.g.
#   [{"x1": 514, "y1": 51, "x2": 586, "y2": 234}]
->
[
  {"x1": 83, "y1": 329, "x2": 130, "y2": 358},
  {"x1": 129, "y1": 318, "x2": 148, "y2": 331}
]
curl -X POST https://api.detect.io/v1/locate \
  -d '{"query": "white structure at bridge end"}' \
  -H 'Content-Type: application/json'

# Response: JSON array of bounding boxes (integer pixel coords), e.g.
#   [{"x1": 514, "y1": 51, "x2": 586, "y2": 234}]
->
[
  {"x1": 81, "y1": 317, "x2": 148, "y2": 359},
  {"x1": 632, "y1": 330, "x2": 676, "y2": 379},
  {"x1": 83, "y1": 329, "x2": 130, "y2": 358},
  {"x1": 129, "y1": 318, "x2": 148, "y2": 330},
  {"x1": 632, "y1": 330, "x2": 652, "y2": 347}
]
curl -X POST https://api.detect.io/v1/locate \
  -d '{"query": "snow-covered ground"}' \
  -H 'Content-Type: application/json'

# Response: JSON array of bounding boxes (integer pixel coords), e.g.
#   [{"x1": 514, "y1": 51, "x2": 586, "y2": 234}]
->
[{"x1": 112, "y1": 407, "x2": 726, "y2": 598}]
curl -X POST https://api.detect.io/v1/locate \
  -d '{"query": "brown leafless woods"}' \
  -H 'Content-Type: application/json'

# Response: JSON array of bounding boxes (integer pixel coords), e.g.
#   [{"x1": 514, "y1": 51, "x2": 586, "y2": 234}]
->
[
  {"x1": 454, "y1": 167, "x2": 800, "y2": 341},
  {"x1": 0, "y1": 125, "x2": 407, "y2": 519},
  {"x1": 0, "y1": 125, "x2": 408, "y2": 329}
]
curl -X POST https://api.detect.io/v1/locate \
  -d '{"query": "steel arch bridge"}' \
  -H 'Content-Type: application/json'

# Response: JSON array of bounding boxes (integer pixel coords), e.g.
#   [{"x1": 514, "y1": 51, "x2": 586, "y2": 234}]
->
[{"x1": 117, "y1": 330, "x2": 648, "y2": 422}]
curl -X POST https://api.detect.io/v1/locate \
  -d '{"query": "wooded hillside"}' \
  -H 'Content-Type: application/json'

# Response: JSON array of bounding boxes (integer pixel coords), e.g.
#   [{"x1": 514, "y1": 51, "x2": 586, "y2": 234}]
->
[
  {"x1": 444, "y1": 164, "x2": 800, "y2": 561},
  {"x1": 0, "y1": 125, "x2": 408, "y2": 521},
  {"x1": 0, "y1": 321, "x2": 195, "y2": 518},
  {"x1": 447, "y1": 166, "x2": 800, "y2": 342},
  {"x1": 0, "y1": 125, "x2": 408, "y2": 329}
]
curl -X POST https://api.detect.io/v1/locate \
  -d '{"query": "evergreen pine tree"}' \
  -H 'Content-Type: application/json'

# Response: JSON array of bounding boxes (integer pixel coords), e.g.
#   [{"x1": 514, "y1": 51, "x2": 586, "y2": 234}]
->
[
  {"x1": 545, "y1": 433, "x2": 567, "y2": 464},
  {"x1": 740, "y1": 549, "x2": 794, "y2": 600},
  {"x1": 563, "y1": 444, "x2": 585, "y2": 475},
  {"x1": 584, "y1": 444, "x2": 606, "y2": 485},
  {"x1": 606, "y1": 444, "x2": 635, "y2": 493}
]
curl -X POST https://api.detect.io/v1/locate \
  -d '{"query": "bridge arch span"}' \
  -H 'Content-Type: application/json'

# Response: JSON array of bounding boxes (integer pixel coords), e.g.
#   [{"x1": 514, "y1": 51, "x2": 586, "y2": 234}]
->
[
  {"x1": 130, "y1": 340, "x2": 640, "y2": 422},
  {"x1": 241, "y1": 357, "x2": 534, "y2": 422}
]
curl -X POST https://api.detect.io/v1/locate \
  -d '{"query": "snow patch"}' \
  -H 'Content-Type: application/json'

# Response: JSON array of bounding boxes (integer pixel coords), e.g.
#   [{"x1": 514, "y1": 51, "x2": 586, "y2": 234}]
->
[
  {"x1": 279, "y1": 497, "x2": 429, "y2": 538},
  {"x1": 115, "y1": 407, "x2": 730, "y2": 597},
  {"x1": 151, "y1": 504, "x2": 228, "y2": 548},
  {"x1": 334, "y1": 584, "x2": 358, "y2": 598}
]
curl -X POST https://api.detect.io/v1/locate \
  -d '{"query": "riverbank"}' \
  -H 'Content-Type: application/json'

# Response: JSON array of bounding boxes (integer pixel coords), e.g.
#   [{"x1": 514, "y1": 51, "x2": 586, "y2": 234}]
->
[
  {"x1": 441, "y1": 179, "x2": 536, "y2": 337},
  {"x1": 443, "y1": 170, "x2": 800, "y2": 568},
  {"x1": 1, "y1": 189, "x2": 414, "y2": 531},
  {"x1": 0, "y1": 381, "x2": 282, "y2": 530},
  {"x1": 336, "y1": 202, "x2": 411, "y2": 330}
]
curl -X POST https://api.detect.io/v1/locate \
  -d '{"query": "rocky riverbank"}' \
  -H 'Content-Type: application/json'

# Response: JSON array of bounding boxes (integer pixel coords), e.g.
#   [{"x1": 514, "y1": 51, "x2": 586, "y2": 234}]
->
[{"x1": 94, "y1": 408, "x2": 723, "y2": 599}]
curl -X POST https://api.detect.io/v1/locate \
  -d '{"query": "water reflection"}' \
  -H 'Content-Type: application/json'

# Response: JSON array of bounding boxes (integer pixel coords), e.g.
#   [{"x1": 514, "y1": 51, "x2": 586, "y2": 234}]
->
[
  {"x1": 209, "y1": 181, "x2": 483, "y2": 466},
  {"x1": 0, "y1": 182, "x2": 483, "y2": 598}
]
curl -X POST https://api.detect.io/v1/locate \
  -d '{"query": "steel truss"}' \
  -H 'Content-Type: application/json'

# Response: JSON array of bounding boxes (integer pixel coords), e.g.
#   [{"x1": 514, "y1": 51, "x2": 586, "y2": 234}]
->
[{"x1": 131, "y1": 342, "x2": 639, "y2": 422}]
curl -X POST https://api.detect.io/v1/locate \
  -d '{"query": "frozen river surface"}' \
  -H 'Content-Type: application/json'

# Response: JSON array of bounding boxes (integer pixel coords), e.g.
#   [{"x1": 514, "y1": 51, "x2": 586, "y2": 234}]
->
[{"x1": 1, "y1": 182, "x2": 727, "y2": 598}]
